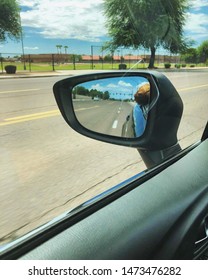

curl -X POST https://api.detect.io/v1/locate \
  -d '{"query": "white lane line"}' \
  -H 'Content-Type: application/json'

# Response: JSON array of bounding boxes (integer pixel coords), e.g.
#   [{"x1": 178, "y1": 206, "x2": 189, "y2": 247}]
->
[{"x1": 112, "y1": 120, "x2": 118, "y2": 129}]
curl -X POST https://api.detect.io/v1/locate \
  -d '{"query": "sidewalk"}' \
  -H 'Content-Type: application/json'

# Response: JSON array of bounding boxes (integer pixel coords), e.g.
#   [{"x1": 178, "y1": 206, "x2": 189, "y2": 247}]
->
[
  {"x1": 0, "y1": 67, "x2": 207, "y2": 79},
  {"x1": 0, "y1": 69, "x2": 107, "y2": 79}
]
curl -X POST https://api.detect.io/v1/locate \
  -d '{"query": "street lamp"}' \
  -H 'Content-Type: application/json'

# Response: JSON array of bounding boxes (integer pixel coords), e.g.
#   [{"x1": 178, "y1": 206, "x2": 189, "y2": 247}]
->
[{"x1": 19, "y1": 10, "x2": 26, "y2": 70}]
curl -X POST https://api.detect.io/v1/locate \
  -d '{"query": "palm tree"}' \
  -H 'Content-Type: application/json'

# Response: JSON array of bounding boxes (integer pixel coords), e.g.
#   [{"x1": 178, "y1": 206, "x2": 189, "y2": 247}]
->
[
  {"x1": 56, "y1": 45, "x2": 63, "y2": 54},
  {"x1": 64, "y1": 46, "x2": 68, "y2": 54},
  {"x1": 59, "y1": 45, "x2": 63, "y2": 54},
  {"x1": 56, "y1": 45, "x2": 59, "y2": 54}
]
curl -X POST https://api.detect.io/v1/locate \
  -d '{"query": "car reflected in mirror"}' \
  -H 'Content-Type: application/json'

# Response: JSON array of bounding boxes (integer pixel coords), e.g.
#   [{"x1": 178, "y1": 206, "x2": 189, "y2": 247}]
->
[{"x1": 72, "y1": 76, "x2": 151, "y2": 138}]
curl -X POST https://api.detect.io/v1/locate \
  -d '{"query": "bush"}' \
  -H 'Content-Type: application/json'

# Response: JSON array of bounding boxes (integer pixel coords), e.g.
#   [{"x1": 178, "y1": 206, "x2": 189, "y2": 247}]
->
[
  {"x1": 190, "y1": 64, "x2": 195, "y2": 67},
  {"x1": 4, "y1": 65, "x2": 17, "y2": 74},
  {"x1": 175, "y1": 64, "x2": 181, "y2": 69},
  {"x1": 119, "y1": 63, "x2": 127, "y2": 70},
  {"x1": 164, "y1": 63, "x2": 171, "y2": 69},
  {"x1": 182, "y1": 64, "x2": 186, "y2": 68}
]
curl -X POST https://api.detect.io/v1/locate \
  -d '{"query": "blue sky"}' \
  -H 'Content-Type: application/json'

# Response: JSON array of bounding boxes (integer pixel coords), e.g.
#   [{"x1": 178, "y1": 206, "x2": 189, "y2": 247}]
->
[
  {"x1": 0, "y1": 0, "x2": 208, "y2": 56},
  {"x1": 78, "y1": 76, "x2": 148, "y2": 99}
]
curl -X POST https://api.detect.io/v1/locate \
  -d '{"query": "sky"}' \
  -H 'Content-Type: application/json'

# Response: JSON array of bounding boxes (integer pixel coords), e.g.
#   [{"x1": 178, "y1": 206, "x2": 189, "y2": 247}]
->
[
  {"x1": 0, "y1": 0, "x2": 208, "y2": 56},
  {"x1": 78, "y1": 76, "x2": 148, "y2": 99}
]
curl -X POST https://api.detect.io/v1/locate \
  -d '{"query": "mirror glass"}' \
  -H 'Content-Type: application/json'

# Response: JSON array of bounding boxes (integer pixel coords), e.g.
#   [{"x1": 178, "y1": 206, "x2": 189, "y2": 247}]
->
[{"x1": 72, "y1": 76, "x2": 151, "y2": 138}]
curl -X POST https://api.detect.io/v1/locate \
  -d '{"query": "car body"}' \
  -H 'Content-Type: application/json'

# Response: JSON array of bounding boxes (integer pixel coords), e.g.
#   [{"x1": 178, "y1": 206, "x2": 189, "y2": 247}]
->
[{"x1": 93, "y1": 97, "x2": 100, "y2": 101}]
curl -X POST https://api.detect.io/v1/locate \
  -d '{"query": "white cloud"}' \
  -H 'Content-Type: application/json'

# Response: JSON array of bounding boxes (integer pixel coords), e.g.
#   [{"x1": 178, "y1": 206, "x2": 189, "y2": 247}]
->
[
  {"x1": 24, "y1": 46, "x2": 39, "y2": 50},
  {"x1": 118, "y1": 80, "x2": 132, "y2": 88},
  {"x1": 18, "y1": 0, "x2": 208, "y2": 44},
  {"x1": 189, "y1": 0, "x2": 208, "y2": 10},
  {"x1": 185, "y1": 12, "x2": 208, "y2": 40},
  {"x1": 18, "y1": 0, "x2": 36, "y2": 7},
  {"x1": 90, "y1": 80, "x2": 135, "y2": 95},
  {"x1": 19, "y1": 0, "x2": 106, "y2": 42}
]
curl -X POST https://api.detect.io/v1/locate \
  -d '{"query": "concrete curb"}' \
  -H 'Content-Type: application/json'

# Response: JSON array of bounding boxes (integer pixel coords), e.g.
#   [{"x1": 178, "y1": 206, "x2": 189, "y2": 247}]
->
[
  {"x1": 0, "y1": 68, "x2": 208, "y2": 79},
  {"x1": 0, "y1": 69, "x2": 106, "y2": 79},
  {"x1": 0, "y1": 72, "x2": 70, "y2": 79}
]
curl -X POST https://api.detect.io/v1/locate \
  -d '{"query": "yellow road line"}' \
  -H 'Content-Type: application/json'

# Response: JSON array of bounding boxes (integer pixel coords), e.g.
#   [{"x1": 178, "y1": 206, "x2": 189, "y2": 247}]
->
[
  {"x1": 2, "y1": 81, "x2": 206, "y2": 127},
  {"x1": 0, "y1": 110, "x2": 60, "y2": 126},
  {"x1": 0, "y1": 112, "x2": 60, "y2": 126},
  {"x1": 178, "y1": 84, "x2": 208, "y2": 91},
  {"x1": 75, "y1": 105, "x2": 100, "y2": 112},
  {"x1": 0, "y1": 89, "x2": 41, "y2": 94},
  {"x1": 0, "y1": 106, "x2": 100, "y2": 126},
  {"x1": 5, "y1": 110, "x2": 59, "y2": 121}
]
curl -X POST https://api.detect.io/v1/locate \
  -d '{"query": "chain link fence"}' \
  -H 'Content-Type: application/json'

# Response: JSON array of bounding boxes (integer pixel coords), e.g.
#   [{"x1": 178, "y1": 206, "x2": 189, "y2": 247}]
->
[{"x1": 0, "y1": 51, "x2": 184, "y2": 73}]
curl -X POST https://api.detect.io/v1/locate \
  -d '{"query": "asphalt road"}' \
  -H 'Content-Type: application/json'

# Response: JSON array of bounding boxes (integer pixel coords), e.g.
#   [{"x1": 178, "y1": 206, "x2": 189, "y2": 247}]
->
[
  {"x1": 74, "y1": 99, "x2": 133, "y2": 136},
  {"x1": 0, "y1": 70, "x2": 208, "y2": 244}
]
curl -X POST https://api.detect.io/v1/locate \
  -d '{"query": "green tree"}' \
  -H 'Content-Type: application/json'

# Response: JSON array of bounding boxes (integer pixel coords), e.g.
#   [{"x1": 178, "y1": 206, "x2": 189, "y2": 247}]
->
[
  {"x1": 89, "y1": 89, "x2": 99, "y2": 99},
  {"x1": 180, "y1": 48, "x2": 197, "y2": 63},
  {"x1": 104, "y1": 0, "x2": 189, "y2": 68},
  {"x1": 64, "y1": 46, "x2": 68, "y2": 54},
  {"x1": 74, "y1": 86, "x2": 90, "y2": 96},
  {"x1": 103, "y1": 91, "x2": 110, "y2": 100},
  {"x1": 104, "y1": 54, "x2": 113, "y2": 62},
  {"x1": 56, "y1": 45, "x2": 63, "y2": 54},
  {"x1": 0, "y1": 0, "x2": 21, "y2": 42},
  {"x1": 56, "y1": 45, "x2": 60, "y2": 54},
  {"x1": 197, "y1": 40, "x2": 208, "y2": 64},
  {"x1": 75, "y1": 54, "x2": 82, "y2": 62}
]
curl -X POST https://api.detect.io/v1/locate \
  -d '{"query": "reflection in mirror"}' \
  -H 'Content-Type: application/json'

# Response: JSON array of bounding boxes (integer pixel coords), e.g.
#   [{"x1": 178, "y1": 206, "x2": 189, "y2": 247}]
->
[{"x1": 72, "y1": 76, "x2": 151, "y2": 138}]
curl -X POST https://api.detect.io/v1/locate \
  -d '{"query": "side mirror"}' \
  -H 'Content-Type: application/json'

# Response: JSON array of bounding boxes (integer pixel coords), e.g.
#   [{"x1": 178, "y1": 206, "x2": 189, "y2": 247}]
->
[{"x1": 53, "y1": 71, "x2": 183, "y2": 167}]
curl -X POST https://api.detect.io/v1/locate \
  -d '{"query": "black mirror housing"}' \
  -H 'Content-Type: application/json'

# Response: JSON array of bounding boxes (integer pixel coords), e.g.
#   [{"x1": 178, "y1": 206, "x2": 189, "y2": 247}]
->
[{"x1": 53, "y1": 71, "x2": 183, "y2": 151}]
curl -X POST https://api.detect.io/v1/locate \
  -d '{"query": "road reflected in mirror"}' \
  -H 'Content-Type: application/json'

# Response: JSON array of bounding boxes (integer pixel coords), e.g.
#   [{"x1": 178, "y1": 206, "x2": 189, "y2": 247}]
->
[{"x1": 72, "y1": 76, "x2": 151, "y2": 138}]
